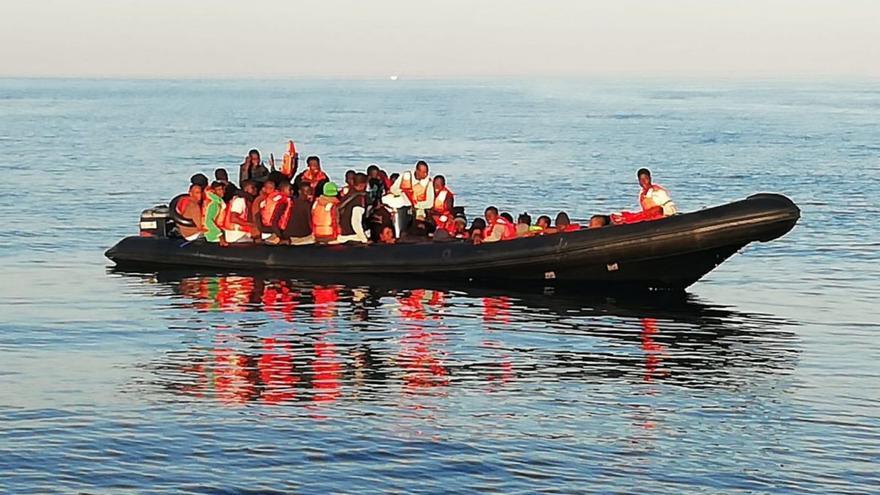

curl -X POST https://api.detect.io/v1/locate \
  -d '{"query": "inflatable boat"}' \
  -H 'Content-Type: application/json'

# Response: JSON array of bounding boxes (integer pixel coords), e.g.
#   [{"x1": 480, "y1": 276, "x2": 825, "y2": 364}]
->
[{"x1": 105, "y1": 193, "x2": 799, "y2": 290}]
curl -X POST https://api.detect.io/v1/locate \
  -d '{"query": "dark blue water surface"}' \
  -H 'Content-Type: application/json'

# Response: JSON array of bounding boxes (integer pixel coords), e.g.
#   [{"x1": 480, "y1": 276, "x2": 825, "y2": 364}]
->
[{"x1": 0, "y1": 79, "x2": 878, "y2": 494}]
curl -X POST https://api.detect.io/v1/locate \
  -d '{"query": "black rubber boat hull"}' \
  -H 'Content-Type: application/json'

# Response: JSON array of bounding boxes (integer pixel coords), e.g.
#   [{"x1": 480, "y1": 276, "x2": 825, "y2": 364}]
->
[{"x1": 105, "y1": 193, "x2": 800, "y2": 291}]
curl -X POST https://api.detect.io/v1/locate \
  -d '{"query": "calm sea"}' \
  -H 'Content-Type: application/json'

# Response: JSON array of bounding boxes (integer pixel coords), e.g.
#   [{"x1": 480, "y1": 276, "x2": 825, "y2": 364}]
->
[{"x1": 0, "y1": 79, "x2": 877, "y2": 494}]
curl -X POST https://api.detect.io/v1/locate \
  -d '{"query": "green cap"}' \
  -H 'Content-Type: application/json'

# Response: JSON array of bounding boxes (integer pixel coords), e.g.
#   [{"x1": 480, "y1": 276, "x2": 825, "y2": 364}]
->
[{"x1": 322, "y1": 182, "x2": 339, "y2": 197}]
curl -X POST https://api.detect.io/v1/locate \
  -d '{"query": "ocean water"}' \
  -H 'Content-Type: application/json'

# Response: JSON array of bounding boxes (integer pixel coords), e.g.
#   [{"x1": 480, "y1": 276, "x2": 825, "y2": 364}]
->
[{"x1": 0, "y1": 78, "x2": 878, "y2": 494}]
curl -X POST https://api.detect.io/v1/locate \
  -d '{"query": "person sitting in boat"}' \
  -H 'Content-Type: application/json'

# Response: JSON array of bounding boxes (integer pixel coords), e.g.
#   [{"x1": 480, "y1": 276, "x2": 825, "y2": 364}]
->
[
  {"x1": 378, "y1": 225, "x2": 396, "y2": 244},
  {"x1": 337, "y1": 173, "x2": 370, "y2": 244},
  {"x1": 257, "y1": 181, "x2": 291, "y2": 245},
  {"x1": 366, "y1": 164, "x2": 388, "y2": 205},
  {"x1": 589, "y1": 215, "x2": 611, "y2": 228},
  {"x1": 214, "y1": 168, "x2": 239, "y2": 202},
  {"x1": 177, "y1": 184, "x2": 205, "y2": 241},
  {"x1": 340, "y1": 170, "x2": 357, "y2": 197},
  {"x1": 283, "y1": 183, "x2": 316, "y2": 245},
  {"x1": 383, "y1": 161, "x2": 435, "y2": 221},
  {"x1": 428, "y1": 175, "x2": 454, "y2": 233},
  {"x1": 638, "y1": 168, "x2": 677, "y2": 217},
  {"x1": 611, "y1": 168, "x2": 678, "y2": 225},
  {"x1": 203, "y1": 182, "x2": 228, "y2": 246},
  {"x1": 239, "y1": 149, "x2": 269, "y2": 187},
  {"x1": 223, "y1": 180, "x2": 258, "y2": 243},
  {"x1": 295, "y1": 156, "x2": 330, "y2": 193},
  {"x1": 483, "y1": 207, "x2": 517, "y2": 243},
  {"x1": 469, "y1": 218, "x2": 487, "y2": 245},
  {"x1": 553, "y1": 212, "x2": 581, "y2": 233},
  {"x1": 433, "y1": 213, "x2": 468, "y2": 242},
  {"x1": 312, "y1": 182, "x2": 341, "y2": 244},
  {"x1": 368, "y1": 201, "x2": 395, "y2": 242}
]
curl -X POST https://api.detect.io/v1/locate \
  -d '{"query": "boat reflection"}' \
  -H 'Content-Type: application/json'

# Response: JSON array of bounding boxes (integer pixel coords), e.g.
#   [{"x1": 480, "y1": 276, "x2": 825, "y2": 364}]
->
[{"x1": 116, "y1": 270, "x2": 799, "y2": 407}]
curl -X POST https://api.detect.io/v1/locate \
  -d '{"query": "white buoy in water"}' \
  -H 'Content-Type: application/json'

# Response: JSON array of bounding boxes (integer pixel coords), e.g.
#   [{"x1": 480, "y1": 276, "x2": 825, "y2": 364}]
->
[{"x1": 389, "y1": 75, "x2": 399, "y2": 81}]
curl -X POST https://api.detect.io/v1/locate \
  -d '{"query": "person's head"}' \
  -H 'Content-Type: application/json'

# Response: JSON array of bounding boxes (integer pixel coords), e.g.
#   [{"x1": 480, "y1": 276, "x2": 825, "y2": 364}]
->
[
  {"x1": 453, "y1": 214, "x2": 467, "y2": 234},
  {"x1": 188, "y1": 183, "x2": 204, "y2": 201},
  {"x1": 537, "y1": 215, "x2": 552, "y2": 229},
  {"x1": 379, "y1": 226, "x2": 396, "y2": 244},
  {"x1": 389, "y1": 172, "x2": 400, "y2": 183},
  {"x1": 484, "y1": 206, "x2": 499, "y2": 223},
  {"x1": 433, "y1": 175, "x2": 446, "y2": 191},
  {"x1": 555, "y1": 211, "x2": 571, "y2": 228},
  {"x1": 279, "y1": 181, "x2": 293, "y2": 196},
  {"x1": 367, "y1": 164, "x2": 380, "y2": 178},
  {"x1": 190, "y1": 173, "x2": 209, "y2": 188},
  {"x1": 345, "y1": 169, "x2": 356, "y2": 186},
  {"x1": 209, "y1": 181, "x2": 225, "y2": 197},
  {"x1": 589, "y1": 215, "x2": 610, "y2": 228},
  {"x1": 242, "y1": 180, "x2": 258, "y2": 197},
  {"x1": 500, "y1": 212, "x2": 514, "y2": 223},
  {"x1": 307, "y1": 156, "x2": 321, "y2": 173},
  {"x1": 248, "y1": 149, "x2": 261, "y2": 167},
  {"x1": 517, "y1": 212, "x2": 532, "y2": 226},
  {"x1": 415, "y1": 160, "x2": 429, "y2": 180},
  {"x1": 262, "y1": 181, "x2": 276, "y2": 194},
  {"x1": 638, "y1": 168, "x2": 652, "y2": 189},
  {"x1": 214, "y1": 168, "x2": 229, "y2": 182},
  {"x1": 299, "y1": 183, "x2": 314, "y2": 201},
  {"x1": 353, "y1": 173, "x2": 368, "y2": 192},
  {"x1": 470, "y1": 217, "x2": 487, "y2": 236},
  {"x1": 322, "y1": 182, "x2": 339, "y2": 198}
]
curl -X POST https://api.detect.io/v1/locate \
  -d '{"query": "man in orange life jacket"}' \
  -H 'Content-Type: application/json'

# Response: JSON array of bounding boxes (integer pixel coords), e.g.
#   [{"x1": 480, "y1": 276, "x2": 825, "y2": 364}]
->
[
  {"x1": 483, "y1": 206, "x2": 517, "y2": 242},
  {"x1": 257, "y1": 181, "x2": 291, "y2": 245},
  {"x1": 295, "y1": 156, "x2": 330, "y2": 193},
  {"x1": 312, "y1": 182, "x2": 341, "y2": 244},
  {"x1": 223, "y1": 180, "x2": 258, "y2": 243},
  {"x1": 384, "y1": 160, "x2": 435, "y2": 220},
  {"x1": 428, "y1": 175, "x2": 455, "y2": 233}
]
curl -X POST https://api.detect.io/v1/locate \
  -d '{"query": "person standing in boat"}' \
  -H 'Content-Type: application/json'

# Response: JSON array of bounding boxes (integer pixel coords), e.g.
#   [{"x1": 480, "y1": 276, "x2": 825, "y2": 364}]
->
[
  {"x1": 239, "y1": 149, "x2": 269, "y2": 187},
  {"x1": 384, "y1": 161, "x2": 435, "y2": 220},
  {"x1": 638, "y1": 168, "x2": 677, "y2": 217}
]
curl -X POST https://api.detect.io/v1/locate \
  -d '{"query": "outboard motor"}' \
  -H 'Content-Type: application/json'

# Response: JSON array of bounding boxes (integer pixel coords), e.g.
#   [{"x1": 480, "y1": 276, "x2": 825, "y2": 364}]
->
[{"x1": 139, "y1": 205, "x2": 174, "y2": 238}]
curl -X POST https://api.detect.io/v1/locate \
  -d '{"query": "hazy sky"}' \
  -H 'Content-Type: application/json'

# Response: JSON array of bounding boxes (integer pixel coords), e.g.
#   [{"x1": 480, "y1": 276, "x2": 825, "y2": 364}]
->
[{"x1": 1, "y1": 0, "x2": 877, "y2": 78}]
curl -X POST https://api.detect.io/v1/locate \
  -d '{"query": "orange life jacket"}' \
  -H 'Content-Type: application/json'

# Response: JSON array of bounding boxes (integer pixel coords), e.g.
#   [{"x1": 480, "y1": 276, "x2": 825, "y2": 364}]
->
[
  {"x1": 311, "y1": 198, "x2": 340, "y2": 240},
  {"x1": 433, "y1": 188, "x2": 453, "y2": 213},
  {"x1": 400, "y1": 171, "x2": 428, "y2": 205},
  {"x1": 260, "y1": 192, "x2": 290, "y2": 228},
  {"x1": 301, "y1": 169, "x2": 328, "y2": 188},
  {"x1": 280, "y1": 141, "x2": 297, "y2": 177},
  {"x1": 488, "y1": 216, "x2": 517, "y2": 240}
]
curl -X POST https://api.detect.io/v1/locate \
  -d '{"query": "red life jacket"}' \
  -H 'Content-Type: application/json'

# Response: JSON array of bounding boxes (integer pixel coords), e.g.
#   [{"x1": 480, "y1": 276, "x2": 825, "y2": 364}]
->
[
  {"x1": 301, "y1": 169, "x2": 328, "y2": 188},
  {"x1": 488, "y1": 216, "x2": 517, "y2": 240},
  {"x1": 431, "y1": 188, "x2": 455, "y2": 230}
]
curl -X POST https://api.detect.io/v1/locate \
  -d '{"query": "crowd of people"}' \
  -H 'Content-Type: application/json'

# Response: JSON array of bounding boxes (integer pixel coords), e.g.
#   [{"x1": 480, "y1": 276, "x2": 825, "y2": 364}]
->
[{"x1": 172, "y1": 141, "x2": 677, "y2": 247}]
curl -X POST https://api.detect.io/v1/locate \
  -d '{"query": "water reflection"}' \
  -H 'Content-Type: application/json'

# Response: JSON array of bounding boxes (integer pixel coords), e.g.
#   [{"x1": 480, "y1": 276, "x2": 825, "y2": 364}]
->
[{"x1": 115, "y1": 270, "x2": 799, "y2": 407}]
